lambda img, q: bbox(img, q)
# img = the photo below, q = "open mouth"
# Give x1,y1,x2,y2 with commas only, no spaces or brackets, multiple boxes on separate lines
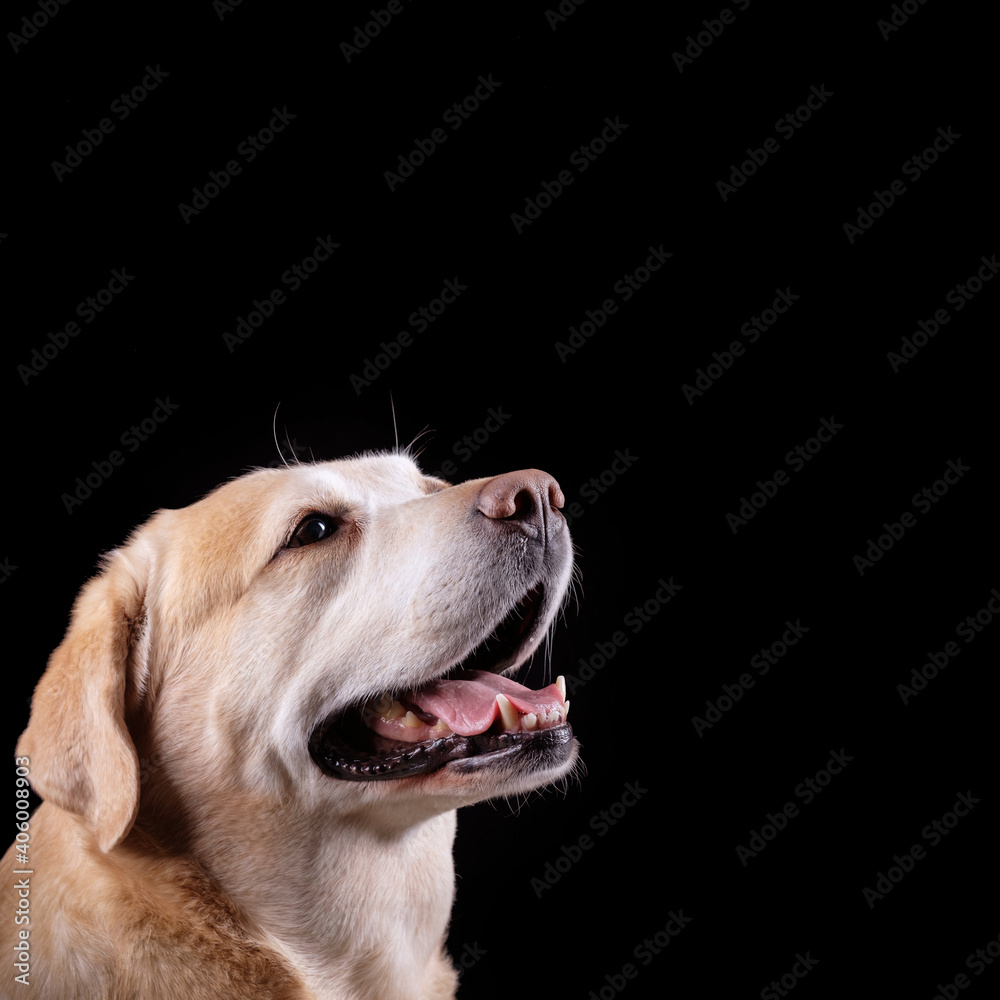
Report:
309,585,575,781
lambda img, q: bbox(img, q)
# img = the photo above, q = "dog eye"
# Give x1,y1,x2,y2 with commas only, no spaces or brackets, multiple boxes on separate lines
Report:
288,514,338,548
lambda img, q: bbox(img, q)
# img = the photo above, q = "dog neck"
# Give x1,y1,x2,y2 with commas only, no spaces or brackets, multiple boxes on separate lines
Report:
127,782,460,1000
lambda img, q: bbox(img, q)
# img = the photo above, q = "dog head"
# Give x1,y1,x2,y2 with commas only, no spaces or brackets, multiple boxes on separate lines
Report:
18,452,579,852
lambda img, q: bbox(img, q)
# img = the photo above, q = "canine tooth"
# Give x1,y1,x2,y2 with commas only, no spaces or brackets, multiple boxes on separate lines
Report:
373,693,392,715
564,700,570,719
496,693,518,731
385,701,406,720
402,711,422,728
556,675,567,702
432,720,451,733
523,713,537,730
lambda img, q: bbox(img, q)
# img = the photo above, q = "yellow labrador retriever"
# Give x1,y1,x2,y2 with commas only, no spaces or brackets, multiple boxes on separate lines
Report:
1,452,578,999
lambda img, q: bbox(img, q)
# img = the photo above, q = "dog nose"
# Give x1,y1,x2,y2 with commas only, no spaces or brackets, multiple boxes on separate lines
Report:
476,469,566,540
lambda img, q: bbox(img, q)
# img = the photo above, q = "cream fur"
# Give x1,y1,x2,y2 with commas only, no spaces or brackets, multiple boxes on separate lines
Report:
1,452,576,999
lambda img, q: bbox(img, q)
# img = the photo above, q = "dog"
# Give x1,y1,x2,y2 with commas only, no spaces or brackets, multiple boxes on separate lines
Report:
1,451,579,999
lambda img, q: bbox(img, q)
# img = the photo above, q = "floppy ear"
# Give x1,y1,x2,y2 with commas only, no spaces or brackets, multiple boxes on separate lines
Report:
17,543,148,853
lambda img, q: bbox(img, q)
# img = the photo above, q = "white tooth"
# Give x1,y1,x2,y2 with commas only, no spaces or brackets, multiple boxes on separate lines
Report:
556,675,567,702
496,693,518,731
385,700,406,721
523,713,537,730
374,693,392,716
402,711,422,728
564,700,570,720
432,719,451,733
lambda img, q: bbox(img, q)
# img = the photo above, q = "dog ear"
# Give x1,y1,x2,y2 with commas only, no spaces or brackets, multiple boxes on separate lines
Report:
17,543,148,853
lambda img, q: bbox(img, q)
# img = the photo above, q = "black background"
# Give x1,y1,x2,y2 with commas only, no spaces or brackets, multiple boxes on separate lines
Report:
3,1,997,997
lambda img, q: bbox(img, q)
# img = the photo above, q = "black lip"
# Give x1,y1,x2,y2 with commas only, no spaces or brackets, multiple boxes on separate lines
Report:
457,583,545,674
309,583,555,781
309,717,574,781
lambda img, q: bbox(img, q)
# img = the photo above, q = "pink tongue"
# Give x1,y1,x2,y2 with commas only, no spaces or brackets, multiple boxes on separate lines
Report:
409,670,564,736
